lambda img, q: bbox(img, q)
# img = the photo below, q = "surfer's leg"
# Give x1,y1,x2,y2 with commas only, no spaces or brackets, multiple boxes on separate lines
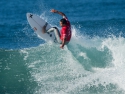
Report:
46,28,55,32
53,28,69,45
53,27,62,44
46,27,61,44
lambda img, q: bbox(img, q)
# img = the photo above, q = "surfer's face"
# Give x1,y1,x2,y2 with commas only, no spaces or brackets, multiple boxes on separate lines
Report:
60,21,63,27
60,21,66,27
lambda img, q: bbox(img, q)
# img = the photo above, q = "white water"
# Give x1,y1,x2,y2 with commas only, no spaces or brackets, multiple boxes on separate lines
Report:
20,27,125,94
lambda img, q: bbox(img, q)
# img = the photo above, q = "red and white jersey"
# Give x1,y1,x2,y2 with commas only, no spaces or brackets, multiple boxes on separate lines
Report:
60,16,71,41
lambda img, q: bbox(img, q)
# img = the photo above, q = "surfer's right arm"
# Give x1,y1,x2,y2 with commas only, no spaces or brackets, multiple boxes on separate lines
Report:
51,9,67,18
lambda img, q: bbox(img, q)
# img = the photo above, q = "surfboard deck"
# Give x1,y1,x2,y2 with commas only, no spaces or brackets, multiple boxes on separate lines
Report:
26,13,57,42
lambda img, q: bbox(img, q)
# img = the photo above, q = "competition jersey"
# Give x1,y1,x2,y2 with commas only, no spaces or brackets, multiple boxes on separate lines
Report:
60,16,71,41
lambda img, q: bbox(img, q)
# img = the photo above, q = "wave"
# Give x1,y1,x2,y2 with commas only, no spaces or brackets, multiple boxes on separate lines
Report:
1,24,125,94
19,27,125,93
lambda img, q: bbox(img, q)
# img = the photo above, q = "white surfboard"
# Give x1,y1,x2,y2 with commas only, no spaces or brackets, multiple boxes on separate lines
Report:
26,13,57,42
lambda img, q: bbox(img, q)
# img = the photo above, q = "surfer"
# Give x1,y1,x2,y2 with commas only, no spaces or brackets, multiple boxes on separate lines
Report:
42,9,72,49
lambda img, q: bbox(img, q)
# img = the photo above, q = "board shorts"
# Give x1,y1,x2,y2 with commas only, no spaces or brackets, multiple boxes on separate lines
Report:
47,27,69,45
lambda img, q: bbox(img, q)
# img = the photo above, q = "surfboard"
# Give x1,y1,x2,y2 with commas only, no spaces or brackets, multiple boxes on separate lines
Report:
26,13,57,42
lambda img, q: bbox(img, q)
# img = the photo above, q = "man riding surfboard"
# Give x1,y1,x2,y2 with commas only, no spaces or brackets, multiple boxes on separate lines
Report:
42,9,72,49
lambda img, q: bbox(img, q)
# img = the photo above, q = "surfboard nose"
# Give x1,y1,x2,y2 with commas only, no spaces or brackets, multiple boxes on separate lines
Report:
26,13,30,17
26,13,33,18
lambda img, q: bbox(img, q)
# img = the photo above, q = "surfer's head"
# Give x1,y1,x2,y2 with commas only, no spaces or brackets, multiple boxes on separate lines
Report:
60,18,67,27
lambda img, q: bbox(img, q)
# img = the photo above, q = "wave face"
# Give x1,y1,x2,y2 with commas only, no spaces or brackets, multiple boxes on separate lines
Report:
1,31,125,94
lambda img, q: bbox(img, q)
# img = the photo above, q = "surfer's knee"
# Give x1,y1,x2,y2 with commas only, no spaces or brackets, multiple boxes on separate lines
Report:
46,27,56,33
53,27,58,30
53,27,60,34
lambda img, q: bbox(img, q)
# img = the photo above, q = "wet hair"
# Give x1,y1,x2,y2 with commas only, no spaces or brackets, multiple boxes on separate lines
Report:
60,18,67,25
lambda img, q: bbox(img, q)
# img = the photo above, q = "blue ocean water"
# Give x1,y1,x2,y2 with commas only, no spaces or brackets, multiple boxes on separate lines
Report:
0,0,125,94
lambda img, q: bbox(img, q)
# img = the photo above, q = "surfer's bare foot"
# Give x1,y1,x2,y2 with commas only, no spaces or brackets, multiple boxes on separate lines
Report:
33,27,37,31
42,22,48,33
43,22,48,28
44,22,48,27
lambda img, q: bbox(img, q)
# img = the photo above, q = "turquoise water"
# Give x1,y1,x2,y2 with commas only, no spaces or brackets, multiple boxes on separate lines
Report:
0,0,125,94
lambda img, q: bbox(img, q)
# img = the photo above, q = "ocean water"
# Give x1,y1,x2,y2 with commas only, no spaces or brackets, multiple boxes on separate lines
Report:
0,0,125,94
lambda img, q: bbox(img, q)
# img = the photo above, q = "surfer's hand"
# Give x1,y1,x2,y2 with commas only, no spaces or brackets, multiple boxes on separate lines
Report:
60,45,64,49
51,9,57,13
